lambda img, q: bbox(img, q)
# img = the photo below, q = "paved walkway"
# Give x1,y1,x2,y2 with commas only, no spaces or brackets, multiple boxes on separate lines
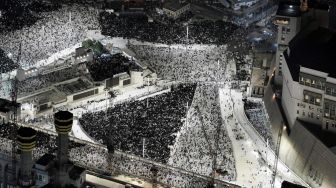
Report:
219,87,273,188
226,88,310,188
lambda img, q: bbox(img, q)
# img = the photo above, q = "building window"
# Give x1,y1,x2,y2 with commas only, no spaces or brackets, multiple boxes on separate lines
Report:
326,87,331,94
297,103,300,106
317,115,320,120
310,97,315,104
326,121,329,129
300,77,304,83
306,79,311,85
305,95,309,101
303,111,305,116
297,110,299,114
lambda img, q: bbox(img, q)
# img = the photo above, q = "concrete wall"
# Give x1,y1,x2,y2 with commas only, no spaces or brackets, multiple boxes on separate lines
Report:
264,81,336,188
280,121,336,188
130,70,143,86
281,55,298,128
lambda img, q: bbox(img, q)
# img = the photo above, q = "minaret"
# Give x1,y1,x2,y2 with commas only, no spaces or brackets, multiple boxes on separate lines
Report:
54,111,73,187
17,127,37,187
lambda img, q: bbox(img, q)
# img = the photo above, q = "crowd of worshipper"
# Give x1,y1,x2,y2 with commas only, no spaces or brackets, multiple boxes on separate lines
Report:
0,0,254,75
0,120,236,187
99,11,239,45
111,153,234,188
0,123,84,159
87,53,138,82
79,83,196,163
0,119,109,172
128,44,229,83
0,116,202,186
168,84,236,182
0,122,110,170
72,145,235,188
0,0,45,32
70,144,108,171
244,100,275,150
0,4,98,69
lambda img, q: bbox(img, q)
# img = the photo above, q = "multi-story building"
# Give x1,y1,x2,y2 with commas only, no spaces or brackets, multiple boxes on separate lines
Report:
281,25,336,132
190,0,260,10
74,47,93,64
191,0,278,27
163,0,190,19
273,0,330,84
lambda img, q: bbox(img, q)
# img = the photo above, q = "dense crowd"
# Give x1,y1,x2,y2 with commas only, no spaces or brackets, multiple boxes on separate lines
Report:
0,0,42,33
0,122,112,176
80,84,196,163
111,153,235,188
0,4,98,69
168,84,236,181
0,118,237,188
0,122,93,162
100,12,239,45
86,53,136,82
129,44,228,82
244,100,275,150
0,2,270,187
70,144,108,171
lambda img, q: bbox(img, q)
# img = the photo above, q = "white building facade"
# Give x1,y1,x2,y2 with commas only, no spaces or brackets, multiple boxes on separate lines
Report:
281,27,336,133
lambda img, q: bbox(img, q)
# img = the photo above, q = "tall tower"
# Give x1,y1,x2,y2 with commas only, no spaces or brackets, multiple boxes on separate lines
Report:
54,111,73,187
17,127,37,187
273,2,303,84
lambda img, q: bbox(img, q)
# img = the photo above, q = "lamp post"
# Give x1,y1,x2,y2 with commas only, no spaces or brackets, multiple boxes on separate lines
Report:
185,102,189,141
142,138,146,158
104,88,109,110
147,77,150,108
